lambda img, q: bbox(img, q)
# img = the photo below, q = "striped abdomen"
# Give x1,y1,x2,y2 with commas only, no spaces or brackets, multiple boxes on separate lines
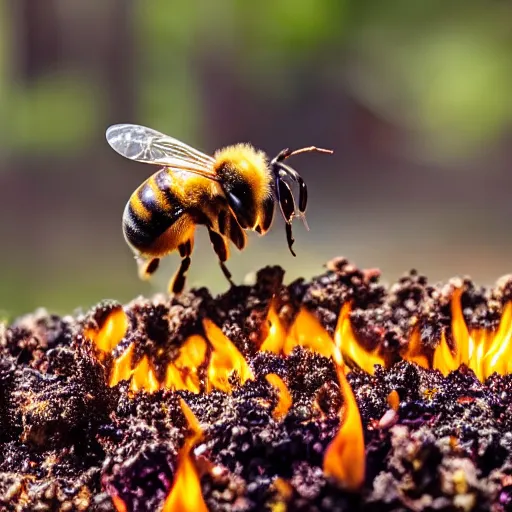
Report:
123,169,187,254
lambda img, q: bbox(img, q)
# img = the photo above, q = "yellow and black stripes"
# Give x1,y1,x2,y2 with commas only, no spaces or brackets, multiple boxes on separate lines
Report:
123,169,184,252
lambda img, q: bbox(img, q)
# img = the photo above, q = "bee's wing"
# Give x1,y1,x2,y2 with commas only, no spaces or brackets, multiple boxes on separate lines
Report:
106,124,218,180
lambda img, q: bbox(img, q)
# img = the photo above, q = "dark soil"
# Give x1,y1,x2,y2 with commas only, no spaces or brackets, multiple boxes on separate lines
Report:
1,258,512,511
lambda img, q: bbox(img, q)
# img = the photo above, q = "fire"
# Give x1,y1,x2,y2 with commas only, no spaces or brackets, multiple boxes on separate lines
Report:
432,332,458,377
92,283,512,402
284,309,336,359
111,495,128,512
162,398,207,512
401,326,430,370
265,374,292,421
270,477,293,512
203,318,254,393
334,303,385,375
84,306,128,355
109,343,135,387
387,389,400,412
260,303,287,354
260,304,335,358
430,288,512,381
450,288,469,365
323,352,365,491
478,302,512,380
130,356,160,393
164,335,207,393
108,344,161,393
103,313,254,394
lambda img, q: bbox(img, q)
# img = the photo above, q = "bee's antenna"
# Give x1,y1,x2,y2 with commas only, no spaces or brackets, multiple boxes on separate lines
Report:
282,146,333,159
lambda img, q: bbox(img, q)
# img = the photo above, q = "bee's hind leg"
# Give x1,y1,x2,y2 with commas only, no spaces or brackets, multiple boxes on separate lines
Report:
137,256,160,280
169,239,193,295
207,228,235,288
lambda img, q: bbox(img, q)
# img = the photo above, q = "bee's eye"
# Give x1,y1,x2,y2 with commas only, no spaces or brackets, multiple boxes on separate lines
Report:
227,191,251,228
227,192,243,214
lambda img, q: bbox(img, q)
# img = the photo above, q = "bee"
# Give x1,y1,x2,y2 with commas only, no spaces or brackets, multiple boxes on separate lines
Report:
106,124,332,294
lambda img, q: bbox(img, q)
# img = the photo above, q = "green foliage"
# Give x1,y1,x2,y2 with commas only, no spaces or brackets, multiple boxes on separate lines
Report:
2,73,100,156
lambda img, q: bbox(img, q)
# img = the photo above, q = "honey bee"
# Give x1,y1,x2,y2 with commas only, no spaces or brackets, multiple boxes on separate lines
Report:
106,124,332,294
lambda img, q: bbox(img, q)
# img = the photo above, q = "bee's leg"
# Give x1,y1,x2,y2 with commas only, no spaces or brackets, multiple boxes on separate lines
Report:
137,256,160,280
285,223,296,257
207,228,235,287
169,239,193,295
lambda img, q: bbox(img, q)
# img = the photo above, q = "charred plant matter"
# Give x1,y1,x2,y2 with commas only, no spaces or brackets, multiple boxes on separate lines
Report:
2,258,512,511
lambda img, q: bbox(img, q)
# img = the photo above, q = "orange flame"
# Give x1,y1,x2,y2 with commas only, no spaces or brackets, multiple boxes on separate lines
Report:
478,302,512,380
433,331,458,377
467,328,494,383
84,306,128,355
430,288,512,381
260,303,287,354
109,343,135,387
402,326,430,370
387,390,400,412
284,309,336,359
165,335,207,393
450,288,469,365
203,318,254,393
270,477,293,511
108,343,161,393
334,303,385,375
111,495,128,512
323,352,365,491
130,356,160,393
162,398,208,512
265,374,292,421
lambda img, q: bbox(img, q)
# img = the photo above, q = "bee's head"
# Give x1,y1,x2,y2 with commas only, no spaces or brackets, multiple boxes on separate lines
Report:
214,144,274,233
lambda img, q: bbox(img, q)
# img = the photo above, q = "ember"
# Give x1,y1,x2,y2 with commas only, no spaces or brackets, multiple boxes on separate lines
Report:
2,260,512,511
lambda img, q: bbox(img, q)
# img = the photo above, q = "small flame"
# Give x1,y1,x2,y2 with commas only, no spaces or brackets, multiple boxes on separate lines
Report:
450,288,469,365
479,302,512,379
433,331,458,377
270,477,293,512
203,318,254,393
109,343,161,393
265,374,292,421
84,306,128,355
260,303,287,354
387,389,400,412
111,495,128,512
323,352,365,490
162,398,208,512
109,343,135,387
165,335,207,393
432,288,469,377
130,355,160,393
402,326,430,370
284,309,336,359
334,303,385,375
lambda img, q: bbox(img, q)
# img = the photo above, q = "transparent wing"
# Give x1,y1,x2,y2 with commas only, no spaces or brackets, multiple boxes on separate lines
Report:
106,124,217,179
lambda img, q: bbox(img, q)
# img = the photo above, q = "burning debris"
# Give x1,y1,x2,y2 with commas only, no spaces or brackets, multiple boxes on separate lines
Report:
2,259,512,510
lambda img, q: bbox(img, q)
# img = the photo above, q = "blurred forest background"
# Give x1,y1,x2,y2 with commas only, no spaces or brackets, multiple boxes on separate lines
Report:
1,0,511,316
